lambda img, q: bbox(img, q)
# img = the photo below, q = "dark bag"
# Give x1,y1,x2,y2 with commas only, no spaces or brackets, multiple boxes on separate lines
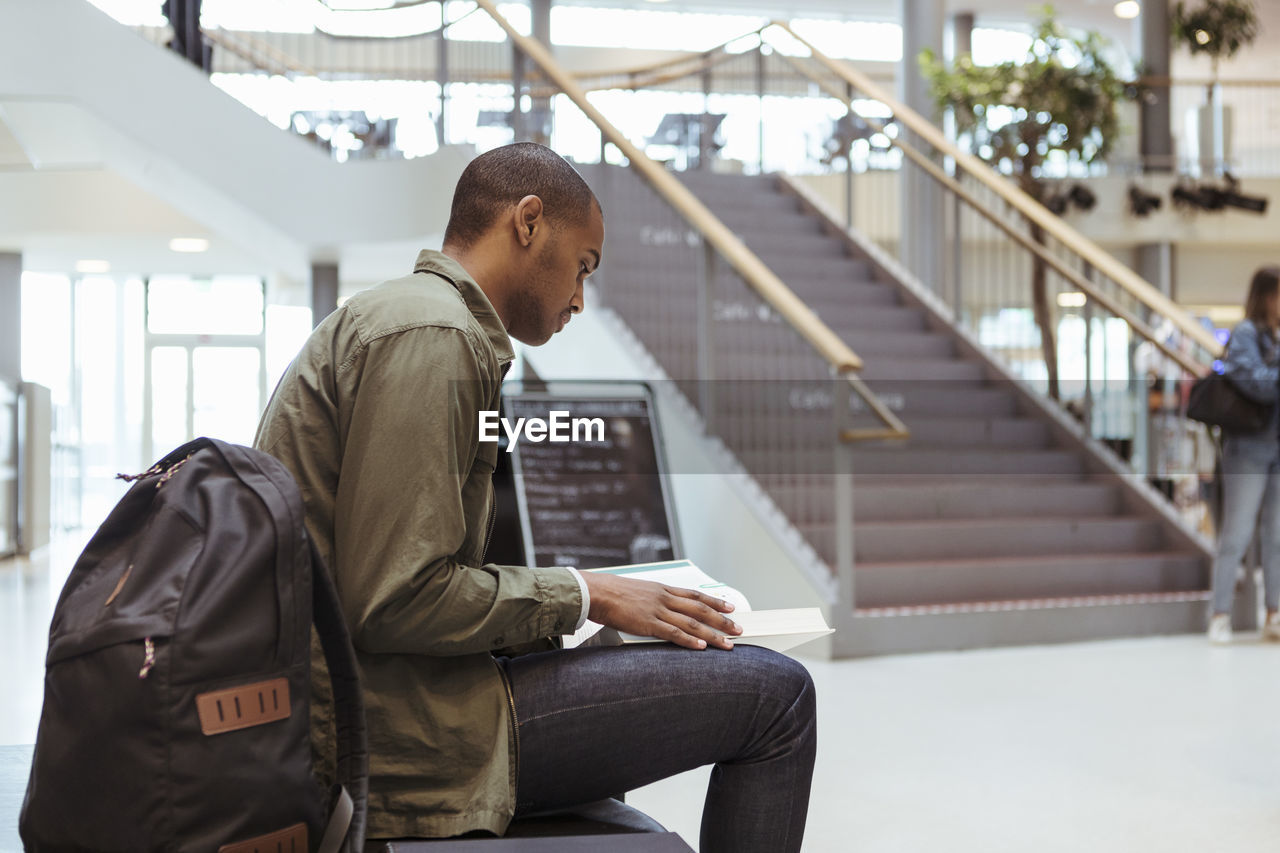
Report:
1186,372,1274,433
19,438,367,853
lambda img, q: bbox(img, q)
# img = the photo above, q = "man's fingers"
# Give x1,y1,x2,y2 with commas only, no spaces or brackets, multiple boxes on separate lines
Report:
665,586,736,612
662,588,742,635
660,621,708,650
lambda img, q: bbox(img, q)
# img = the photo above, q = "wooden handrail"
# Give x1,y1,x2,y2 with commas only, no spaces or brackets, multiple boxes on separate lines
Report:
1137,75,1280,88
473,0,863,377
767,20,1224,363
204,27,317,78
570,26,768,85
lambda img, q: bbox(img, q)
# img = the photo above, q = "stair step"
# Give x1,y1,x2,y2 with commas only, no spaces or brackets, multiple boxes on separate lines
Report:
803,516,1166,562
736,446,1082,477
854,590,1209,616
764,473,1100,521
704,382,1020,419
710,280,898,309
841,331,954,358
723,415,1050,453
857,383,1020,417
851,447,1081,476
831,594,1210,655
687,188,801,211
727,230,848,258
749,248,875,276
852,551,1207,607
713,355,984,383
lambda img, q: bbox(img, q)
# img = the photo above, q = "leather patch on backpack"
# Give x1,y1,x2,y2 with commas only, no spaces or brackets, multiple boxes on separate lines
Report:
197,677,291,735
218,821,307,853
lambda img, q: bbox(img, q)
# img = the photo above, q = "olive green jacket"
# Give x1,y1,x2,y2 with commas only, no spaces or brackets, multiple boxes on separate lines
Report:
254,250,583,839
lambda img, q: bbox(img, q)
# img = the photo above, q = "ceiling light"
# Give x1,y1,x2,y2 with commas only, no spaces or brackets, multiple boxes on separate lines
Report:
1057,292,1087,308
75,259,110,274
1113,1,1140,20
169,237,210,253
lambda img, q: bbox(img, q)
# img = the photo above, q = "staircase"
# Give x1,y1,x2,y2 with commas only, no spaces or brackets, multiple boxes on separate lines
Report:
582,164,1214,656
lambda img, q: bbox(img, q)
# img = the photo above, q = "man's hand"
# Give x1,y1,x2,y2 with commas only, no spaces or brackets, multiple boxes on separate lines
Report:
581,572,742,651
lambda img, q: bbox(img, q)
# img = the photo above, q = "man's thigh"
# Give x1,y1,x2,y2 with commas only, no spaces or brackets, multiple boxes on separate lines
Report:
501,643,811,815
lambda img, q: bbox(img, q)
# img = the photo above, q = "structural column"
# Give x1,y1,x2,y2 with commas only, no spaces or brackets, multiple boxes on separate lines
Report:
952,11,974,62
311,262,339,328
0,253,20,383
529,0,553,147
1140,1,1174,173
899,0,946,294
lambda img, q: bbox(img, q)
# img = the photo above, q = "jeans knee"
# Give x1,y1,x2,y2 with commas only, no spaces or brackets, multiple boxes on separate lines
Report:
737,646,816,727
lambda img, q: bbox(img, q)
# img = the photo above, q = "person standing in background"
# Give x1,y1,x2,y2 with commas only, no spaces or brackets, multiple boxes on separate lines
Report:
161,0,211,72
1208,265,1280,644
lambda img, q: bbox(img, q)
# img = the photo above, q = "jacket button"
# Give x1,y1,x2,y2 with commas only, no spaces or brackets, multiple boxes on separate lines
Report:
494,636,505,646
554,621,563,631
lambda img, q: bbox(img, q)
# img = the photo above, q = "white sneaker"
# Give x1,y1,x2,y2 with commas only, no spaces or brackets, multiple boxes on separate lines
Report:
1208,614,1232,645
1262,613,1280,643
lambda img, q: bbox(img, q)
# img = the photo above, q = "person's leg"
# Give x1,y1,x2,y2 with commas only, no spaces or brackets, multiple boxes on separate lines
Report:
1258,457,1280,616
501,643,816,853
1211,441,1270,616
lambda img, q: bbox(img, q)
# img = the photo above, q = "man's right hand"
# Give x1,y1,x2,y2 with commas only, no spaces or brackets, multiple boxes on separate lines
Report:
580,572,742,651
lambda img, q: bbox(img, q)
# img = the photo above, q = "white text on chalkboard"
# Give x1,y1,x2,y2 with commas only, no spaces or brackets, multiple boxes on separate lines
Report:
478,410,606,450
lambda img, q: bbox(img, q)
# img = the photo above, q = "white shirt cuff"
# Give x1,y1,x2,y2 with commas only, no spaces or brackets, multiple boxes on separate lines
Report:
564,567,591,631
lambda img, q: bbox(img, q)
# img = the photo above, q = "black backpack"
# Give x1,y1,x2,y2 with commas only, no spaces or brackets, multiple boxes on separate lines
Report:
20,438,368,852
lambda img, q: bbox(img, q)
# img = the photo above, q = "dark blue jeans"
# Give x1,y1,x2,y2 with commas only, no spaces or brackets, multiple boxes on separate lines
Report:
500,643,817,853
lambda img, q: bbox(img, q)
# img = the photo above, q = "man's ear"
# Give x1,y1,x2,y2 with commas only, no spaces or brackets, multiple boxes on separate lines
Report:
514,195,545,247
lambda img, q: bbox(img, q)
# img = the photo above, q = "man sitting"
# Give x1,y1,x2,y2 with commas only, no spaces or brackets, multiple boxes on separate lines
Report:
254,142,817,852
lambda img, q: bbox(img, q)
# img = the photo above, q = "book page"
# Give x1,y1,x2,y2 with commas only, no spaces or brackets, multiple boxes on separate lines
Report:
618,607,833,654
561,559,751,649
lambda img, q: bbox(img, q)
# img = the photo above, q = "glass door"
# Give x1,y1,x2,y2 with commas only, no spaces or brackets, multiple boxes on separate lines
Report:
143,276,267,462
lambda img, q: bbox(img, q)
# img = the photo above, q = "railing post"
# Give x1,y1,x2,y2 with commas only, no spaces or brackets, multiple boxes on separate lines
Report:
756,42,766,174
436,16,449,145
1083,291,1095,438
951,183,963,323
833,375,855,609
700,61,713,171
696,239,717,434
510,44,526,141
843,82,855,230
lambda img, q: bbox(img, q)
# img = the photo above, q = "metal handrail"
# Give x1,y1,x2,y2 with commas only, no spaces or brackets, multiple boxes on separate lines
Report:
767,19,1223,367
471,0,910,441
770,48,1207,378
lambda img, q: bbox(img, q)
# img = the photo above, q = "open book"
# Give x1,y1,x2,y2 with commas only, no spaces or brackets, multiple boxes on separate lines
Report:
562,559,833,654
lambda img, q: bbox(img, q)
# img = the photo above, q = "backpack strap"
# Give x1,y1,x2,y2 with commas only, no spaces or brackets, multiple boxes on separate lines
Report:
310,536,368,853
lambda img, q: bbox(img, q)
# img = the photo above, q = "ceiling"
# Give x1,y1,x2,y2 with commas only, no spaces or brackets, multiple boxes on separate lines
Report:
7,0,1278,285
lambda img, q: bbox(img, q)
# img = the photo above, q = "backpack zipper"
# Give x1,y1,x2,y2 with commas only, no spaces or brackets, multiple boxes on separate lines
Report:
138,637,156,679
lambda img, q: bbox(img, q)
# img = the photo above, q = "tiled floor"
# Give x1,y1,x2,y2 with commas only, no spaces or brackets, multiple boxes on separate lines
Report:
4,538,1279,852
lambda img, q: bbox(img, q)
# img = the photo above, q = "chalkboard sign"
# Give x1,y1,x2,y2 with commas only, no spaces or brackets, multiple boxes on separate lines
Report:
506,384,681,570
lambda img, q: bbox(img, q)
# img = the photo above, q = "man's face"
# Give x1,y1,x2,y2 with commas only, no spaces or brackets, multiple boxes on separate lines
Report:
508,202,604,346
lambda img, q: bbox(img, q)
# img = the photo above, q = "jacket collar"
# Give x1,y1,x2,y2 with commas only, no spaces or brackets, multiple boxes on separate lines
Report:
413,249,515,365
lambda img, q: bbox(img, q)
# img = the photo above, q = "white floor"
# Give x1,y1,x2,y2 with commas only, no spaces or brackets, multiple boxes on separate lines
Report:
4,537,1279,852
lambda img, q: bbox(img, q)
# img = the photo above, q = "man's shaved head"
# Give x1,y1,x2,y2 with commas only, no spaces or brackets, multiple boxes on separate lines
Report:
443,142,600,250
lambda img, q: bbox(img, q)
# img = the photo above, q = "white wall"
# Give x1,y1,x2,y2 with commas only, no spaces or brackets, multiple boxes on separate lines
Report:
0,0,472,282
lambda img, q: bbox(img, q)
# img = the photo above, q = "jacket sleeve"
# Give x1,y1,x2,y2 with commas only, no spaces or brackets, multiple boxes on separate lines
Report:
1224,321,1280,405
331,325,582,657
